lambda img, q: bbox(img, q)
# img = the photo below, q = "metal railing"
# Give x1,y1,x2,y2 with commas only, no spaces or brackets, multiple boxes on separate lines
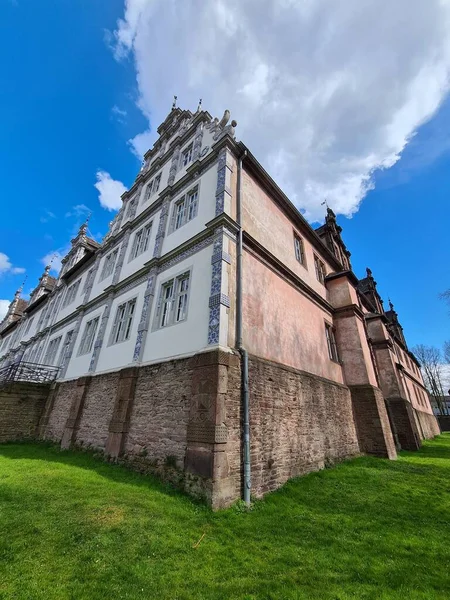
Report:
0,361,59,388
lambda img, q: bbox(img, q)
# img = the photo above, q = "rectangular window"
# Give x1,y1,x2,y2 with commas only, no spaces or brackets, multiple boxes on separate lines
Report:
78,316,100,356
182,144,193,167
100,249,118,281
314,255,326,284
83,268,94,294
143,173,161,203
294,234,305,265
175,275,189,323
125,198,136,219
110,298,137,345
325,322,339,362
62,280,81,309
130,222,152,261
172,187,199,231
157,272,191,329
24,317,34,336
43,336,62,365
187,189,198,221
175,198,186,230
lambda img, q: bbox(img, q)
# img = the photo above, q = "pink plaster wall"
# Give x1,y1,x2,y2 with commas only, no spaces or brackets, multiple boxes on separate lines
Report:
242,171,334,299
242,251,344,383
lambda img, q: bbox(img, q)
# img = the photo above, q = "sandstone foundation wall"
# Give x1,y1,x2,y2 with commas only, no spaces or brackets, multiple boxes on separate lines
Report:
0,382,49,442
416,409,440,439
245,356,360,498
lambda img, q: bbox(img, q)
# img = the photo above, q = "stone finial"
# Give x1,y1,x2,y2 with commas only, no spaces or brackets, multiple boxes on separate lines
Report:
197,98,202,112
172,95,178,110
366,267,373,278
219,109,230,128
388,298,394,312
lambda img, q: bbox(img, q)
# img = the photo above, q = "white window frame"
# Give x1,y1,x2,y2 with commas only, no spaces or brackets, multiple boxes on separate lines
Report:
325,322,339,363
100,249,118,282
129,222,152,261
43,336,62,365
83,268,94,294
154,270,191,330
78,316,100,356
143,173,161,203
62,280,81,309
24,317,34,336
181,144,193,167
170,186,199,232
109,298,137,345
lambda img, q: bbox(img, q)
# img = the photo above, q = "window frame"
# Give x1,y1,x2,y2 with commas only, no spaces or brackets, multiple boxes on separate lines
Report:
314,254,326,284
293,232,306,266
24,317,34,336
77,316,100,356
143,173,161,203
109,297,137,345
130,221,153,262
100,248,119,282
43,336,62,366
181,144,193,167
170,186,199,233
325,321,339,363
154,269,192,331
62,279,81,309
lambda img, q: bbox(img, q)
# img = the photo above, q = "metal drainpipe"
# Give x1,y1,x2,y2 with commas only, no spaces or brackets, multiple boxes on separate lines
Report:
236,150,251,506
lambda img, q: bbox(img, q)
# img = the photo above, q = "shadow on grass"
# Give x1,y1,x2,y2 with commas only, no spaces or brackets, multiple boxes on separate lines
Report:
0,440,205,509
1,433,449,512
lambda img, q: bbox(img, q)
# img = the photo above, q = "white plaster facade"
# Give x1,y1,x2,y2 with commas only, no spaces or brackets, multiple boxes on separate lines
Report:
0,106,236,381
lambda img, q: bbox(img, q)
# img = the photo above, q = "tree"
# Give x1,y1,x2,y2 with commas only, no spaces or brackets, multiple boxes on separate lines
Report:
444,341,450,365
411,344,447,415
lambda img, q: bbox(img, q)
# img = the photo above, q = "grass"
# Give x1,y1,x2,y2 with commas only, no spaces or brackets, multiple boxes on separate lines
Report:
1,438,450,600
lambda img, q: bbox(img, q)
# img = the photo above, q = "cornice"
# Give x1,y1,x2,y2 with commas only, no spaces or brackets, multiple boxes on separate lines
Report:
334,303,366,321
325,270,359,287
236,142,343,273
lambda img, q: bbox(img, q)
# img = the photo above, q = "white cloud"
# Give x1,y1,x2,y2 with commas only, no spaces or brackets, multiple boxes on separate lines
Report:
65,204,91,219
40,210,56,224
94,170,127,211
113,0,450,221
112,104,128,123
0,252,25,276
0,299,10,321
41,251,65,275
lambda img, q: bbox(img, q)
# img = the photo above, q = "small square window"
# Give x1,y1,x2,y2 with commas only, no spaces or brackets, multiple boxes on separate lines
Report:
325,322,339,363
294,234,305,265
182,144,193,167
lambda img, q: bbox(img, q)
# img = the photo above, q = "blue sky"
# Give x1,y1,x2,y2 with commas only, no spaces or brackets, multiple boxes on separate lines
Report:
0,0,449,351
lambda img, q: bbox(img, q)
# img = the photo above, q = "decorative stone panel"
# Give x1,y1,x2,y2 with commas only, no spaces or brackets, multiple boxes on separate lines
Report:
132,267,157,363
89,294,113,373
208,231,231,345
215,148,233,216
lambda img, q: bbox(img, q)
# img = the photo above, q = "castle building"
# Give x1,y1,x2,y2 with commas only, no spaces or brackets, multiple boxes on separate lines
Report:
0,104,439,508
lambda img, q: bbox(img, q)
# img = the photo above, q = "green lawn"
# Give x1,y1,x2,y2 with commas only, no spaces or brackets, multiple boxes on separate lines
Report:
1,437,450,600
